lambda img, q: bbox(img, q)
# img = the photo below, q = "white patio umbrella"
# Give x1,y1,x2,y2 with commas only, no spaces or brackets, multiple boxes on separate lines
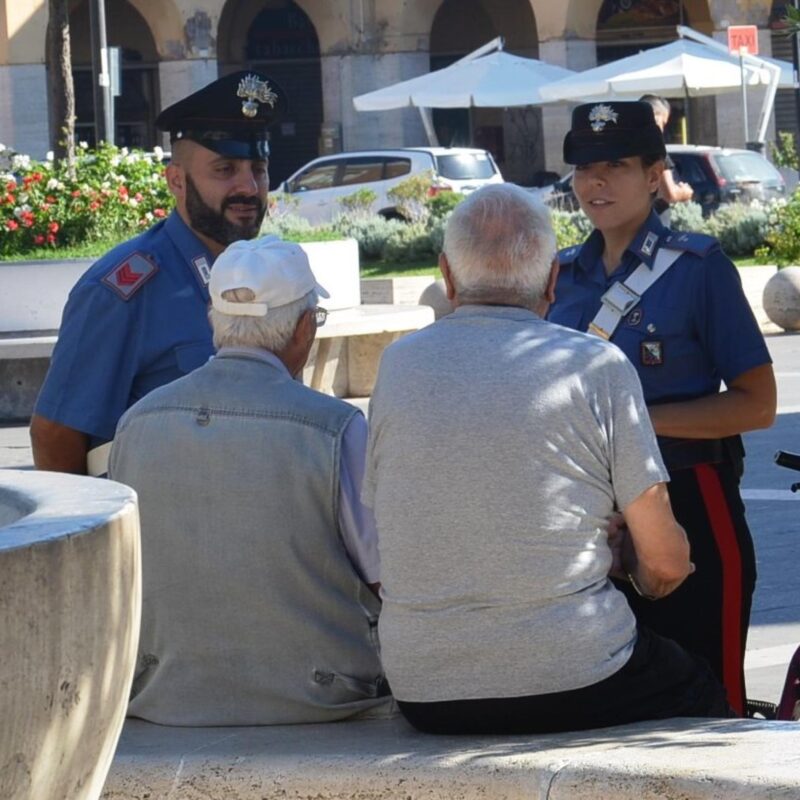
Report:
538,38,794,103
353,49,575,111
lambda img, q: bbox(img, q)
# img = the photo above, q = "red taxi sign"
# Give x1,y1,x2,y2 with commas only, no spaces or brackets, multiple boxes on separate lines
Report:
727,25,759,56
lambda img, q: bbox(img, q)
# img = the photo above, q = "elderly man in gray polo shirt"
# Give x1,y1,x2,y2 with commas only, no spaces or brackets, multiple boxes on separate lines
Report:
110,236,390,726
363,184,731,734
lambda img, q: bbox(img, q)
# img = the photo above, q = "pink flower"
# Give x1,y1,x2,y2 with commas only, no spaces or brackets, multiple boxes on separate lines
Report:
6,219,19,230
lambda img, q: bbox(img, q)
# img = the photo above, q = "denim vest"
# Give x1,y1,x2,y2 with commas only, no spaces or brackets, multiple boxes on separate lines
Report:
111,352,390,725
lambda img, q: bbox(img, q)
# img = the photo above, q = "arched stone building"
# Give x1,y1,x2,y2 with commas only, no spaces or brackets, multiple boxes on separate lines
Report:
0,0,792,185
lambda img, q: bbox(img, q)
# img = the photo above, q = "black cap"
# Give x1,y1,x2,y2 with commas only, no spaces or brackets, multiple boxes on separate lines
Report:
156,71,288,159
563,101,665,166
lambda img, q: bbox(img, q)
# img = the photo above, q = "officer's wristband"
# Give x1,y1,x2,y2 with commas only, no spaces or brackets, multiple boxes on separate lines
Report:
626,571,658,601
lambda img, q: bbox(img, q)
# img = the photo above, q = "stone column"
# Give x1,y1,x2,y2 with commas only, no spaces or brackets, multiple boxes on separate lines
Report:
156,59,218,147
537,39,597,175
322,51,430,151
0,64,49,158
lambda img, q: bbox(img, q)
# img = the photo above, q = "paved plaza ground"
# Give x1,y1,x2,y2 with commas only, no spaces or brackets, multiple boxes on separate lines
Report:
2,333,798,709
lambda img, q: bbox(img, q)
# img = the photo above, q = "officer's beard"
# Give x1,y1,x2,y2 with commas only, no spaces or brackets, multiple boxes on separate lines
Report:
184,174,266,246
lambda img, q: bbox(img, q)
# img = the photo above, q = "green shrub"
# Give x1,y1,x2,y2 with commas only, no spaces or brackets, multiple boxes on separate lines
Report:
0,141,172,257
387,171,433,223
704,202,769,258
668,200,706,233
551,209,592,249
380,221,435,262
338,188,377,216
332,213,403,260
260,212,341,242
426,190,464,219
758,194,800,265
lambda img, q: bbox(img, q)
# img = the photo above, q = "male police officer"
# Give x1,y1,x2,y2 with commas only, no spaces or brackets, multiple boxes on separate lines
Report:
30,71,286,475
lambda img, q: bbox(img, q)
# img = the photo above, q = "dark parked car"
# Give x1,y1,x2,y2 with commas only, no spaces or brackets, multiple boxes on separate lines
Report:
667,145,786,215
530,144,786,216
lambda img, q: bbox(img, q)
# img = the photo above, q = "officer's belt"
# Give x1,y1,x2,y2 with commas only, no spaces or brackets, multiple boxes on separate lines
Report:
587,246,682,340
87,441,112,478
657,435,744,473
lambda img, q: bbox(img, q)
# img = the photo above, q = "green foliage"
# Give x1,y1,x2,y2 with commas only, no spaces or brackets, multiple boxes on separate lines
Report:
784,4,800,35
338,188,378,216
704,202,770,258
770,131,799,171
551,208,593,249
0,141,172,257
260,212,342,242
758,193,800,265
426,190,464,219
668,200,706,232
380,221,436,262
387,170,434,223
332,214,404,260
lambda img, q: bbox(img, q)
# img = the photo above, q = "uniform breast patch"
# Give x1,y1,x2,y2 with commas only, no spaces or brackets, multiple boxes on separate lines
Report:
101,253,158,300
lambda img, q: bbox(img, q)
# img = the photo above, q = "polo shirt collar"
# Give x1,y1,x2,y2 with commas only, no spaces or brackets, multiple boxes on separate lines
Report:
164,210,215,295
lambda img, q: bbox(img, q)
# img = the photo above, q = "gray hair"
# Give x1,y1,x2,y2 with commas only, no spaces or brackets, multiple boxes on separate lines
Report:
443,183,557,307
210,289,317,352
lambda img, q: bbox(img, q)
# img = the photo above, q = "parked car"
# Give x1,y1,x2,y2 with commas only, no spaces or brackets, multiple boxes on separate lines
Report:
667,145,786,215
528,144,786,216
275,147,504,224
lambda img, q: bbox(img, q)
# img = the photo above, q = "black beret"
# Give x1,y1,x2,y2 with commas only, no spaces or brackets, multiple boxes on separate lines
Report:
156,71,288,160
563,101,666,166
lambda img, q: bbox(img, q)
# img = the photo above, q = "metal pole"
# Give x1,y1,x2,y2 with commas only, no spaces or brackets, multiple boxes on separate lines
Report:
793,0,800,162
740,50,749,144
88,0,113,144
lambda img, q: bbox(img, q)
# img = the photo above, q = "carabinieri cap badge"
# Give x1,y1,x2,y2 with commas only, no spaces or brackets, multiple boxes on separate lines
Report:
237,74,278,118
588,104,619,133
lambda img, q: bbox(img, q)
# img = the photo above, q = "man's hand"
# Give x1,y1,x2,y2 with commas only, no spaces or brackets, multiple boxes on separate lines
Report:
29,414,89,474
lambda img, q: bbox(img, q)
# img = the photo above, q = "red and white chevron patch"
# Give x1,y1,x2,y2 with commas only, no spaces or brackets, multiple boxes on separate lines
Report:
102,253,158,300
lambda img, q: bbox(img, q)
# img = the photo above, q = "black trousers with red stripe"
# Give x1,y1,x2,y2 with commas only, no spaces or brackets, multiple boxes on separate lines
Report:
616,460,757,716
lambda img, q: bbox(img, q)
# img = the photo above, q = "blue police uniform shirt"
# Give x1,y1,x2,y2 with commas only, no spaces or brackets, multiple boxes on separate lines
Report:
35,211,215,446
548,212,771,405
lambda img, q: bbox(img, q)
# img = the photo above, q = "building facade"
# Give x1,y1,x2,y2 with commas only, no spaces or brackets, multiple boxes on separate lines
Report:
0,0,793,187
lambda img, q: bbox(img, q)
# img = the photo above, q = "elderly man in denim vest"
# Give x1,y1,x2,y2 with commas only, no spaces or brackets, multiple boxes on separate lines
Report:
109,236,390,725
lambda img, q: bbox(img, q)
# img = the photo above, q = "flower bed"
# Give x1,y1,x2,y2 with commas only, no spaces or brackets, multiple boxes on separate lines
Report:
0,142,172,258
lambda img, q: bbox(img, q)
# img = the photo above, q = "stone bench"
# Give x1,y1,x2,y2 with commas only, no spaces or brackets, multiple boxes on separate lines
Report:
0,469,140,800
0,240,434,420
102,716,800,799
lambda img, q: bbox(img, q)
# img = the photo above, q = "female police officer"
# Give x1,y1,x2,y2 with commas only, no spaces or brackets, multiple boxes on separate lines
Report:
548,101,776,716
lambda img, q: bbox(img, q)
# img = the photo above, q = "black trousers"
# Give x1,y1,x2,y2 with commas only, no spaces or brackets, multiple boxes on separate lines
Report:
616,461,757,716
397,625,732,736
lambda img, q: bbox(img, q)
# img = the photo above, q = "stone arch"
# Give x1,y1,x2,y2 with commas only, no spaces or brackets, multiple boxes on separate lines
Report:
218,0,323,186
126,0,185,60
67,0,161,148
429,0,541,184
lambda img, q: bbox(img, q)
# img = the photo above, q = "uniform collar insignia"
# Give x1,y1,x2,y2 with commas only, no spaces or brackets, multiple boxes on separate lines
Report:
589,104,619,133
237,74,278,118
640,231,659,258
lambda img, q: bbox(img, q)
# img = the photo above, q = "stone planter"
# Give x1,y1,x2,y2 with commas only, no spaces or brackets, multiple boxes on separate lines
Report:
0,471,141,800
763,266,800,332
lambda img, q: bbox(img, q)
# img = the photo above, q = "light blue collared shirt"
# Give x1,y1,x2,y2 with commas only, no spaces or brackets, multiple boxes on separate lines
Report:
217,346,380,584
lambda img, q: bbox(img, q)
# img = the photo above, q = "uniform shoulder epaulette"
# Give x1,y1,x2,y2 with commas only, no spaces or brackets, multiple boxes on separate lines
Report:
663,230,718,257
558,245,581,266
100,251,159,301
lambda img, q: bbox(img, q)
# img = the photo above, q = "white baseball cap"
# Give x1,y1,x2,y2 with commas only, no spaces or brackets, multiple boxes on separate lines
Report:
209,235,329,317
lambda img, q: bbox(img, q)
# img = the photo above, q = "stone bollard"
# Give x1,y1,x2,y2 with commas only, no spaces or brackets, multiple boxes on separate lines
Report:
0,471,141,800
763,266,800,332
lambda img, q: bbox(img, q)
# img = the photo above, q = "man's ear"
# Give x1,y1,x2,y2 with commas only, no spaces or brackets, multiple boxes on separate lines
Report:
544,256,559,305
439,252,457,301
165,163,185,198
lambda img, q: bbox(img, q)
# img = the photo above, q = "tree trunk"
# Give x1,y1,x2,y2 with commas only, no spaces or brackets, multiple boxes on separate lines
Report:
46,0,75,168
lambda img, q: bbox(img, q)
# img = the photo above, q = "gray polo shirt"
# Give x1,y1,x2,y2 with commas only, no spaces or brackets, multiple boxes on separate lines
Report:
363,305,668,702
